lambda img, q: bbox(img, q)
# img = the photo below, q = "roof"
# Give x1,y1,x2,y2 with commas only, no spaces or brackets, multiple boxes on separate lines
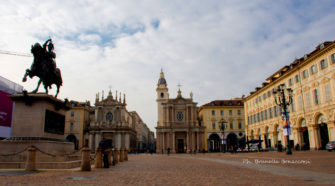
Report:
201,100,244,107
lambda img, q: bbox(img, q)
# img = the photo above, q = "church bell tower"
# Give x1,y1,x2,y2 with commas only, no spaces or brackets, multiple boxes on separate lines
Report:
156,69,169,127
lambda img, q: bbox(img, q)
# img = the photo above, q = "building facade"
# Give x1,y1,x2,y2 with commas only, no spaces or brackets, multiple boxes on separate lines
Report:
65,100,91,149
131,111,153,152
245,41,335,150
88,90,137,152
155,71,205,153
199,99,245,152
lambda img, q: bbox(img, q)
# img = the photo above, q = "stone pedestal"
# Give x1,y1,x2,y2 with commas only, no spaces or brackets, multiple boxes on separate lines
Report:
124,149,128,161
0,93,80,169
119,149,124,162
114,150,119,164
9,93,70,140
95,148,102,168
25,147,36,171
81,148,91,171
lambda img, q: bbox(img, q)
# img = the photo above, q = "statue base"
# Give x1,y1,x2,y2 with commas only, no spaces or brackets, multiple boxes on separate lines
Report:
0,93,81,169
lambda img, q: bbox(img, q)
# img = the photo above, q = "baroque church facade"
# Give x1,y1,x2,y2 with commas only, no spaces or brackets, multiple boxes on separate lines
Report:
88,90,137,152
156,71,205,153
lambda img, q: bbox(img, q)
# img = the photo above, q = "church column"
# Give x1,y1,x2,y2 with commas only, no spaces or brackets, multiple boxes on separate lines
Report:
197,132,200,151
162,132,165,152
192,132,195,149
89,133,94,152
186,132,189,151
156,132,160,153
95,133,101,150
190,107,194,126
125,133,130,150
117,133,122,149
172,132,176,153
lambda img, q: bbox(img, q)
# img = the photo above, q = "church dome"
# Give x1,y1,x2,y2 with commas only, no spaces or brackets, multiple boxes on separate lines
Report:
158,77,166,85
158,70,167,85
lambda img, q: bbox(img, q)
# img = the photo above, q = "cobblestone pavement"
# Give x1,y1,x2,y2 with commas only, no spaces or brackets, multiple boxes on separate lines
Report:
0,151,334,186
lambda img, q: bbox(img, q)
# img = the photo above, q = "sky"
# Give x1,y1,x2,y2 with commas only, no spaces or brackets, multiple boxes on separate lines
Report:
1,0,335,133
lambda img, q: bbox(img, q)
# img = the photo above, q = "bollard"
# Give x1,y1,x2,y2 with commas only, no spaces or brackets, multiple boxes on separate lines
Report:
94,148,103,168
119,148,124,162
25,147,37,171
114,149,119,164
124,149,128,161
81,148,91,171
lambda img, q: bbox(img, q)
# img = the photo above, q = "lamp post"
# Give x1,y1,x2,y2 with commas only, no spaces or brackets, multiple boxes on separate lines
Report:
273,83,293,155
219,119,228,153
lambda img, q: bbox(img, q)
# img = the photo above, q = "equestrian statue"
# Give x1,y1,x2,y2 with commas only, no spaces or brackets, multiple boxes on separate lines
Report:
22,38,62,98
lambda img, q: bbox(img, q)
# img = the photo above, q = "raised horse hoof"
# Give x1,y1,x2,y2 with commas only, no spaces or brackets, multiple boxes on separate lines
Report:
22,77,27,82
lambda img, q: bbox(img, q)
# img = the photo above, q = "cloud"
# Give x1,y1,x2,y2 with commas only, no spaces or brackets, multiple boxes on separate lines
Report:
1,0,335,133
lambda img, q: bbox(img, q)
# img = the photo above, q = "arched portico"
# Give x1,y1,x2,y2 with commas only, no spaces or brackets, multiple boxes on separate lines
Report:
66,134,78,150
208,133,221,152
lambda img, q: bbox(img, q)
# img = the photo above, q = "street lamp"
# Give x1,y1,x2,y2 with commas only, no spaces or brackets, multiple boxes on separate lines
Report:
273,83,293,155
219,119,228,153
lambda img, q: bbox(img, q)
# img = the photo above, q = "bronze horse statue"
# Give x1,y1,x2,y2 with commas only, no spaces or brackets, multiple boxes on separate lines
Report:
22,39,62,98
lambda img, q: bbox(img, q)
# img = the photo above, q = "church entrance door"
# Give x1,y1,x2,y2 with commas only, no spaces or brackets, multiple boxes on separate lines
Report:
177,139,184,153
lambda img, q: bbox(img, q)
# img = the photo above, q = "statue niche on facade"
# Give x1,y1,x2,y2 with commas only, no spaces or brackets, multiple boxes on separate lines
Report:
22,38,63,98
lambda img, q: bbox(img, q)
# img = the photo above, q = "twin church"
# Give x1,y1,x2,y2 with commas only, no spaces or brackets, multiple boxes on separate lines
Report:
155,71,205,153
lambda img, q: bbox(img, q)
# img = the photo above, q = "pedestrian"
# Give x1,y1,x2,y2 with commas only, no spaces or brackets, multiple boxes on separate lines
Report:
98,138,109,168
167,147,170,156
223,140,227,153
189,148,192,155
193,148,196,155
162,149,164,154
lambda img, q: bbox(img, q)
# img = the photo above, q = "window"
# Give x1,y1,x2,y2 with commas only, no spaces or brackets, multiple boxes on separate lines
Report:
212,122,215,129
324,84,332,101
320,59,328,69
237,110,241,115
269,108,272,118
220,110,224,116
229,110,232,116
264,110,268,120
295,74,300,83
288,78,293,86
230,122,233,129
176,112,184,121
238,122,242,129
263,93,266,100
253,114,256,123
313,89,320,105
291,98,295,112
302,70,309,79
257,113,260,122
71,111,74,117
298,95,303,111
211,110,215,116
160,92,164,98
331,53,335,64
311,64,318,74
274,106,278,117
70,123,73,131
261,111,264,121
267,91,271,97
305,92,311,107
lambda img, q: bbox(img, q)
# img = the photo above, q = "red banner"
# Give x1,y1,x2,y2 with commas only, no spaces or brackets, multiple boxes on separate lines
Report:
0,90,13,127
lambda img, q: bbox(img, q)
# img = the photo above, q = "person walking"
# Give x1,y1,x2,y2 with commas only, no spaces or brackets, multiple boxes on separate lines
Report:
98,138,109,168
